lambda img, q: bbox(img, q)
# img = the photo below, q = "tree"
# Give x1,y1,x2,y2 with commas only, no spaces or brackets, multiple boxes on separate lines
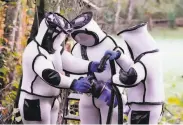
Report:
114,0,122,31
3,0,22,50
126,0,135,23
27,0,45,44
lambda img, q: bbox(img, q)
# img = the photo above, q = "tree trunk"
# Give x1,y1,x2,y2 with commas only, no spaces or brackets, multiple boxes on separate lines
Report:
14,1,23,52
27,0,62,44
114,0,121,32
27,0,45,44
44,0,61,13
3,0,21,50
126,0,135,24
148,15,153,31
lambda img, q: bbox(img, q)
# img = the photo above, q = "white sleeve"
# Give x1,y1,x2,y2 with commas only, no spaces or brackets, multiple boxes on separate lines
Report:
114,39,134,72
131,62,146,84
34,56,75,88
116,54,134,72
62,50,92,74
112,61,145,87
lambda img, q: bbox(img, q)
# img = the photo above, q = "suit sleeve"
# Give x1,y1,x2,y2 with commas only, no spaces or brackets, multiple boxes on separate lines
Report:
62,50,92,74
112,49,146,87
33,55,75,88
113,60,145,87
114,47,134,72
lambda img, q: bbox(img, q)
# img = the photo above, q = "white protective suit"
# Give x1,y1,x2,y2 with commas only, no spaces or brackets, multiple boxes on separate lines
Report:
18,12,94,124
70,12,129,124
113,23,165,124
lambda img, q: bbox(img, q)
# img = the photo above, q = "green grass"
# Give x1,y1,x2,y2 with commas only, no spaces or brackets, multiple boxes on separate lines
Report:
164,72,183,99
150,27,183,99
158,39,183,99
150,27,183,40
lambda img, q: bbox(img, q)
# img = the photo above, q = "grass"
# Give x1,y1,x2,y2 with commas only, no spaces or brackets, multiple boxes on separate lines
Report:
150,27,183,40
164,72,183,98
149,27,183,99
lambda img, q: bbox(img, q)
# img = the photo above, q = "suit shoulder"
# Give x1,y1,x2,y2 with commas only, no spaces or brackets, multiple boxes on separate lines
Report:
71,43,81,55
22,42,39,62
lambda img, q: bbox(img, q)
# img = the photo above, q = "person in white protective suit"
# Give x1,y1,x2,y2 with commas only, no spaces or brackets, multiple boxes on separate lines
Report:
69,11,130,124
18,12,108,124
112,23,165,124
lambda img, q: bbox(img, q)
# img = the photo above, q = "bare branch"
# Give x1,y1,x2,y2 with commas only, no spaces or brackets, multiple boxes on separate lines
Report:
0,82,12,94
9,0,22,50
126,0,135,23
81,0,102,11
114,0,122,31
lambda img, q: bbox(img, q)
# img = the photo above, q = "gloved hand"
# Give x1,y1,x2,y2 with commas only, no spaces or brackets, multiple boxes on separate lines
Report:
96,80,118,107
104,50,121,60
71,76,92,93
89,61,106,73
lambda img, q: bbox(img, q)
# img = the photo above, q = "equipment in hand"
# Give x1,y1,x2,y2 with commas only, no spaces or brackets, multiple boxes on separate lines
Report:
90,61,107,73
90,52,124,124
70,76,92,93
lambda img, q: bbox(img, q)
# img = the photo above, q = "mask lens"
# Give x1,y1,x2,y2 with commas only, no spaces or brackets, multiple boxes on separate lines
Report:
73,32,95,46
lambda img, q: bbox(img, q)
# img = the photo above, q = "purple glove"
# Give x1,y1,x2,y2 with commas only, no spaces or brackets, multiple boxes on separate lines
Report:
98,81,118,107
104,50,121,60
71,76,92,93
89,61,107,73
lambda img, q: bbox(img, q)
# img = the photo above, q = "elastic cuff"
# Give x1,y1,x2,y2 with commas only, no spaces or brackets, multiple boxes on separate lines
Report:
70,79,77,90
115,51,122,60
113,47,124,60
88,61,93,73
78,77,84,80
113,46,124,53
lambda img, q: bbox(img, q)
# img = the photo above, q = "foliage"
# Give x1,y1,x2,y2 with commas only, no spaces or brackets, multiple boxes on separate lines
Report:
0,0,33,123
0,40,21,123
150,27,183,39
161,93,183,124
0,0,183,124
133,0,181,19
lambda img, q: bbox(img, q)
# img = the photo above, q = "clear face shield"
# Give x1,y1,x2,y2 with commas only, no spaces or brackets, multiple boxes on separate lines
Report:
70,12,100,47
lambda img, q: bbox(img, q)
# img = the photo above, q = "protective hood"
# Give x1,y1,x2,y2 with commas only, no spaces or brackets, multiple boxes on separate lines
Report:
117,23,158,59
35,12,72,54
70,11,107,47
